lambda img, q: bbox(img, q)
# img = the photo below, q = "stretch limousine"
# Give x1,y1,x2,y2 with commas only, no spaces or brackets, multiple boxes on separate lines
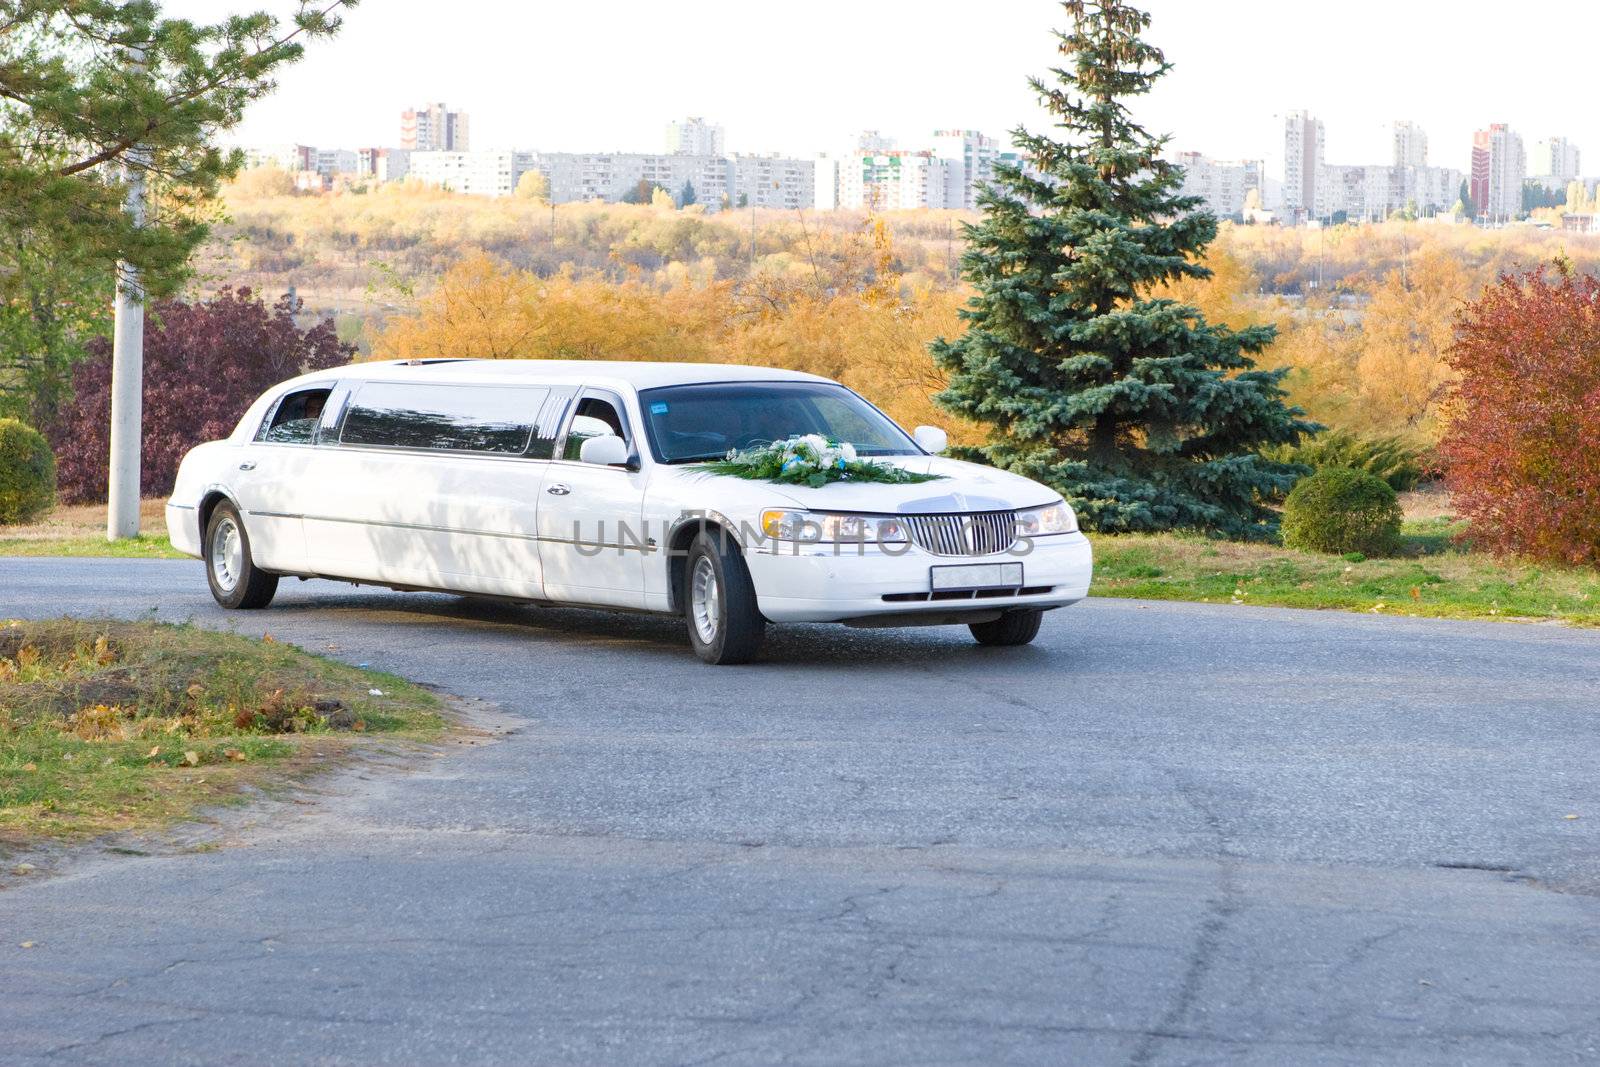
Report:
167,360,1094,663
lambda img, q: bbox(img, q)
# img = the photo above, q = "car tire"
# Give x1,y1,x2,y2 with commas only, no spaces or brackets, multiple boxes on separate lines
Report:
684,530,765,665
204,501,278,610
969,608,1043,647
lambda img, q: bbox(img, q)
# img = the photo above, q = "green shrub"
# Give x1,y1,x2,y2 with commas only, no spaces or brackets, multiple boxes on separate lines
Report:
0,418,56,525
1265,430,1425,492
1281,467,1403,557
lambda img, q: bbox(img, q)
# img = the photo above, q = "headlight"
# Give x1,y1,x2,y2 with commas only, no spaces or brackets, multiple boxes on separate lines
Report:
1015,500,1077,536
760,509,909,544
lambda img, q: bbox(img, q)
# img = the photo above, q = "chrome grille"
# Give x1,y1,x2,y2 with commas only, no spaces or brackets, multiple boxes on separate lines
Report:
904,511,1018,557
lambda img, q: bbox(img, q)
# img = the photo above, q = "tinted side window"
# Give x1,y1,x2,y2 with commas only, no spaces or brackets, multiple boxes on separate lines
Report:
257,387,332,445
561,397,626,461
340,383,549,455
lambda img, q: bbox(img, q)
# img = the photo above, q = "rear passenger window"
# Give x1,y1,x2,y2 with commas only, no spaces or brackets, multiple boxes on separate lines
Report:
340,383,549,455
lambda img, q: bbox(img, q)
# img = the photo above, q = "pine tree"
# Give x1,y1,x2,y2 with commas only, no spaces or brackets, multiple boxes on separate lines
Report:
932,0,1315,538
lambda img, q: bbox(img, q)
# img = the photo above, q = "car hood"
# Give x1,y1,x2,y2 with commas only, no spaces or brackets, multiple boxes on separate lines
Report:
669,455,1061,515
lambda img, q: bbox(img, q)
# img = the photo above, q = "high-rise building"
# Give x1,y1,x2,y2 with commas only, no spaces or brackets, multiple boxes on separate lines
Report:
1532,136,1582,180
401,103,469,152
1283,111,1325,222
1393,121,1428,168
1470,124,1526,223
930,130,1000,210
665,117,724,157
1174,152,1262,219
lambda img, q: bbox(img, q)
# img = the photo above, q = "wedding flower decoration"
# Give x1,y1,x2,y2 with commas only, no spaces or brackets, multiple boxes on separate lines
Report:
696,434,944,488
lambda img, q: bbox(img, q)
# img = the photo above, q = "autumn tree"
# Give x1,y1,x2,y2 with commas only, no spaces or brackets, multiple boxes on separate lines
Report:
1439,264,1600,565
51,289,352,502
931,0,1313,537
514,170,550,202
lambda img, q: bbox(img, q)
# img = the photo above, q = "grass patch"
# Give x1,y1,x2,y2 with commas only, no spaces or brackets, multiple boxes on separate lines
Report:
0,498,185,558
0,534,183,558
1,619,445,843
1091,521,1600,626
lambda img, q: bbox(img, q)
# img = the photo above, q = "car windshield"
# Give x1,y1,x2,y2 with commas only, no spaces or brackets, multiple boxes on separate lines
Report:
638,381,921,464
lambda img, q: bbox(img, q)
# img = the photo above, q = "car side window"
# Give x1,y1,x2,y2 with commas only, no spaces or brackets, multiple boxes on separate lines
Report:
258,387,333,445
560,396,628,462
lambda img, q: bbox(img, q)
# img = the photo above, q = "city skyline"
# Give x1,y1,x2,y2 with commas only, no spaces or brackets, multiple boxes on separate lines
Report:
165,0,1597,182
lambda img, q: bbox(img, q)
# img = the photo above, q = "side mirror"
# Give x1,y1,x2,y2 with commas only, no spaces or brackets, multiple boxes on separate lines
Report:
913,425,948,454
578,433,629,467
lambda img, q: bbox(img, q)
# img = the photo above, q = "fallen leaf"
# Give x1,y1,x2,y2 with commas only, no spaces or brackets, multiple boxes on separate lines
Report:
352,719,366,732
224,749,247,762
181,751,201,767
21,762,37,772
1565,814,1580,820
1410,586,1421,600
261,633,275,644
12,863,36,875
146,746,160,758
19,942,36,949
186,683,205,698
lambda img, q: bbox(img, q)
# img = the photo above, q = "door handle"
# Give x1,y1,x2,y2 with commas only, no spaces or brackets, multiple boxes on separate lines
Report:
546,483,571,496
238,461,257,471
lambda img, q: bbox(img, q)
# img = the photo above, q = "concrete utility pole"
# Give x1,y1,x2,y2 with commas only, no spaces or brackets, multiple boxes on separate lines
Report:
107,46,147,541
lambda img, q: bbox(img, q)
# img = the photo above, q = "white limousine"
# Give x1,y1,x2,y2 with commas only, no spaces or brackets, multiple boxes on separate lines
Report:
167,360,1093,663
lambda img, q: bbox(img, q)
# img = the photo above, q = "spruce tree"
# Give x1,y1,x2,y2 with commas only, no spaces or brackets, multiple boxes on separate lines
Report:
931,0,1315,539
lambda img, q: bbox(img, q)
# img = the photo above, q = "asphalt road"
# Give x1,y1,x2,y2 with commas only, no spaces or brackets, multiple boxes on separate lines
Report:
3,557,1600,1066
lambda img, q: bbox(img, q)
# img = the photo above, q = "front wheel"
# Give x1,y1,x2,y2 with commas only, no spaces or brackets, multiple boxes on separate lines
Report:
684,532,765,665
969,609,1043,647
205,501,278,609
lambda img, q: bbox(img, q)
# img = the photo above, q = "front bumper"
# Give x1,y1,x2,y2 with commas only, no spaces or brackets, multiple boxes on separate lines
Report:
744,532,1093,624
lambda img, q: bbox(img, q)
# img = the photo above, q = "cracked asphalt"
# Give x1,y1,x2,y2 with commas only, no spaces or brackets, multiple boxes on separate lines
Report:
3,557,1600,1065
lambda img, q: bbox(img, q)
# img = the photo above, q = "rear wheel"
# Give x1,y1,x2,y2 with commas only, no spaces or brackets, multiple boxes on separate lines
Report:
969,609,1043,647
205,501,278,610
684,532,765,665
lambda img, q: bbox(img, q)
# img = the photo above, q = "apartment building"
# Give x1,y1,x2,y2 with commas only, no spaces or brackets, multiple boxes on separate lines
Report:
357,148,411,183
1283,111,1325,222
665,117,725,157
1532,136,1582,181
1470,124,1526,223
407,150,535,197
730,155,816,210
1175,152,1263,218
930,130,999,210
401,103,470,152
837,151,953,210
534,153,732,206
1393,120,1428,168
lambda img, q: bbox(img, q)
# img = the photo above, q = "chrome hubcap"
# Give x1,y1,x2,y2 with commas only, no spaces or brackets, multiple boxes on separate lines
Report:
210,517,243,593
690,555,720,645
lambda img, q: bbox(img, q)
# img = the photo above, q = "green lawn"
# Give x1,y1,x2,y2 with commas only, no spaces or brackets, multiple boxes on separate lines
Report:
1091,518,1600,627
1,619,447,843
0,533,185,558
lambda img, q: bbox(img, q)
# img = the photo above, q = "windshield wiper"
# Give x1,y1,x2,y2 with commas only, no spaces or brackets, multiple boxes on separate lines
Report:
667,452,730,464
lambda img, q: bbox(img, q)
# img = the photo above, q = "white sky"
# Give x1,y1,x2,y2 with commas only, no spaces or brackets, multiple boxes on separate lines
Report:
172,0,1594,178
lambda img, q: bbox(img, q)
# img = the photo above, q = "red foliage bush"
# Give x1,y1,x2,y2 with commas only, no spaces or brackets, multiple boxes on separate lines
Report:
51,289,353,503
1439,265,1600,565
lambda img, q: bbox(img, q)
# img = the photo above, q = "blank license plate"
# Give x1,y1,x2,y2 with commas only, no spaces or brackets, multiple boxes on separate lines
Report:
930,562,1023,591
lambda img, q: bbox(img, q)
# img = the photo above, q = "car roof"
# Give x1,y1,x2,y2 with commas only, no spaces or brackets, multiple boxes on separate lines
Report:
289,359,835,393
